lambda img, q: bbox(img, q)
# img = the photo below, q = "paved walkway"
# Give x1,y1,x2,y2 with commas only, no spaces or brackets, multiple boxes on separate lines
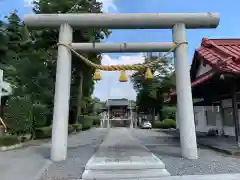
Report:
82,128,170,179
3,128,240,180
0,128,108,180
133,128,240,177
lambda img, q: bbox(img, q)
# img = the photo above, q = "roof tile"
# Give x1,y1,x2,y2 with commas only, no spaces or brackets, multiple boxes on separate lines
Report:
198,38,240,73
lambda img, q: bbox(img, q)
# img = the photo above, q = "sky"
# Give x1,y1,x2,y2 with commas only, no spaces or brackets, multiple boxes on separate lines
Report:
1,0,240,101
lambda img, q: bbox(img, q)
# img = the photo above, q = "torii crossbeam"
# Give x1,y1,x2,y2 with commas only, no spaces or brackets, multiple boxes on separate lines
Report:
24,13,220,162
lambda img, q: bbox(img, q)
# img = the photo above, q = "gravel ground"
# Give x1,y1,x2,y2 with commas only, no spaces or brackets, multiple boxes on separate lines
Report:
39,128,108,180
132,129,240,176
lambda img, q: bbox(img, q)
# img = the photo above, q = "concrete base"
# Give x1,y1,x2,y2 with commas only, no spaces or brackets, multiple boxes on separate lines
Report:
82,169,170,180
79,173,240,180
82,128,170,179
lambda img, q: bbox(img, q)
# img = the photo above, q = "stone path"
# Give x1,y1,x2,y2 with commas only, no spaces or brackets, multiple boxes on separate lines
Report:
3,128,240,180
102,173,240,180
0,128,108,180
132,129,240,176
82,128,170,179
39,128,108,179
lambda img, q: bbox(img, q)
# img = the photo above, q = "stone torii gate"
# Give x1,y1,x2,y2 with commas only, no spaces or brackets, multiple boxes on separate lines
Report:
24,13,220,162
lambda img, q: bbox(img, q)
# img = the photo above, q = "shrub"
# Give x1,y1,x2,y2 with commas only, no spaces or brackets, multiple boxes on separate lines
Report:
93,124,100,128
5,96,33,135
0,135,20,146
163,119,176,128
5,96,48,136
72,124,82,131
79,115,99,130
68,125,75,134
152,121,162,128
82,124,91,131
35,126,52,139
35,124,79,139
32,103,47,128
152,119,176,129
161,106,176,120
93,118,100,126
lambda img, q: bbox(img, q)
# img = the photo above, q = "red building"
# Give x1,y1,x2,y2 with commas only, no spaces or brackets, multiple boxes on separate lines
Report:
166,38,240,141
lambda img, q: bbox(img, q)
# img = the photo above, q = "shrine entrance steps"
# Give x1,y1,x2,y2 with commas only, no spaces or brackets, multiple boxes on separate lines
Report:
82,128,170,179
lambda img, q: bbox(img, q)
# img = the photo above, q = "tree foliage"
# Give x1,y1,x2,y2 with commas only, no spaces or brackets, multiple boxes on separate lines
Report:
131,54,175,118
1,0,111,134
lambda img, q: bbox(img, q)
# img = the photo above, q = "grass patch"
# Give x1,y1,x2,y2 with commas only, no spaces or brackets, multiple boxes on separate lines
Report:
0,135,20,146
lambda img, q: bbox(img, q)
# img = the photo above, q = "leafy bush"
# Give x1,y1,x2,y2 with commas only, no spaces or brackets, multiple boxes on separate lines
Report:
5,96,48,136
35,126,52,139
0,135,20,146
72,124,82,131
161,106,176,120
5,96,34,135
93,124,100,128
153,119,176,129
93,118,100,126
79,115,99,130
35,124,79,139
153,121,164,128
163,119,176,128
32,103,47,128
68,125,75,134
82,124,91,130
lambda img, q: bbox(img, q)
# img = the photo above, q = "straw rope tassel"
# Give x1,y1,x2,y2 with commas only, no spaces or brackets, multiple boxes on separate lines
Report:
145,67,153,80
119,70,128,82
93,69,101,81
56,42,187,81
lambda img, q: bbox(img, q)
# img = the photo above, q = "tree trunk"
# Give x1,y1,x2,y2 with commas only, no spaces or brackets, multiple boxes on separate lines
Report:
75,72,83,123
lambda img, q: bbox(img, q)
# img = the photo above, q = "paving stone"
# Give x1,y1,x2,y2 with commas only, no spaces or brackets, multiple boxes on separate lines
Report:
39,128,108,180
78,173,240,180
82,128,170,179
132,129,240,176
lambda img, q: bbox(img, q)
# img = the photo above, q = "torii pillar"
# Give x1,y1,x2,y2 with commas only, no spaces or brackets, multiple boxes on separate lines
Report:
24,13,220,161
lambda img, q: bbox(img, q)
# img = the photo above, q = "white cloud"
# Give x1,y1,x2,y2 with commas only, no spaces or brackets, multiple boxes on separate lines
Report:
23,0,33,7
93,54,145,101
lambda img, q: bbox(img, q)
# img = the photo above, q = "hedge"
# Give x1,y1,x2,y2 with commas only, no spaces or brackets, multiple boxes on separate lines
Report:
35,126,52,139
72,124,82,131
163,119,176,128
79,115,100,130
0,135,20,146
35,124,83,139
5,97,48,135
153,119,176,129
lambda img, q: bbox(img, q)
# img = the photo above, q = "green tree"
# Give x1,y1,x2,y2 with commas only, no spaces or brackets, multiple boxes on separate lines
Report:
31,0,111,123
0,1,111,134
131,54,174,120
1,12,52,134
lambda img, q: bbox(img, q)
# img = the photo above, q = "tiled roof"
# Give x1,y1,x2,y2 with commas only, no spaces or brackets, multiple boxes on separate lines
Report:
165,38,240,103
106,99,129,106
197,38,240,73
164,70,214,101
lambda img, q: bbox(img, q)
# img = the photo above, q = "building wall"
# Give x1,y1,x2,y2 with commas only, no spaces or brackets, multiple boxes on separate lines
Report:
191,98,240,137
196,61,212,77
176,100,239,137
182,62,237,136
194,106,224,134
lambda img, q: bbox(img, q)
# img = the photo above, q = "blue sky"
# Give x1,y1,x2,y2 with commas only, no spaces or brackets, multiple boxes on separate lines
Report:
1,0,240,100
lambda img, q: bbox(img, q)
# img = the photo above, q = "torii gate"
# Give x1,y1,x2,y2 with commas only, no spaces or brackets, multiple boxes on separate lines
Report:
24,13,220,162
